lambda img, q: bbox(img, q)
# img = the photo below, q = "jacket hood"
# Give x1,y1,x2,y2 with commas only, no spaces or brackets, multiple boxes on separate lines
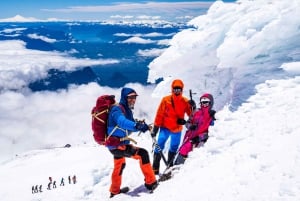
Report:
171,79,184,98
120,87,138,107
200,93,214,108
171,79,184,89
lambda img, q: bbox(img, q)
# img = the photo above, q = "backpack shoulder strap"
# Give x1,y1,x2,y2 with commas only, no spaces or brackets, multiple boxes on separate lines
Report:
106,104,138,144
118,104,126,115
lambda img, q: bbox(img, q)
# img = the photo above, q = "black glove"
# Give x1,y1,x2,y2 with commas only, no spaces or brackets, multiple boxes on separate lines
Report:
177,118,186,125
209,109,216,120
200,133,209,143
151,126,159,137
189,124,197,130
135,122,149,133
190,136,200,144
188,99,196,110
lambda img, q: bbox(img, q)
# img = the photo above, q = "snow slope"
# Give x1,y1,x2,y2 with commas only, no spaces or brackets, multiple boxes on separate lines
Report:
0,76,299,201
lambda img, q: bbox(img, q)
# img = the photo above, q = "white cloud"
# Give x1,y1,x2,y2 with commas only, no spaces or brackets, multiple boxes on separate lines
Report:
110,15,134,19
27,33,57,43
136,15,161,20
42,2,213,13
0,27,27,34
114,32,171,38
119,36,155,44
280,62,300,74
0,40,119,91
137,48,166,57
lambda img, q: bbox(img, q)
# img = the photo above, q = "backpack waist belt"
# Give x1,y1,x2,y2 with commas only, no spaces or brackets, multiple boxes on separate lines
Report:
108,126,137,144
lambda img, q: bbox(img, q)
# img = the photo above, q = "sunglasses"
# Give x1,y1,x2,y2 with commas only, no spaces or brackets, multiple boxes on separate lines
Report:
127,95,137,100
173,88,182,93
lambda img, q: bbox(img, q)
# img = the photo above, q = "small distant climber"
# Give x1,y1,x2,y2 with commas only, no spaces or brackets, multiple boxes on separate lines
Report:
72,175,77,184
60,177,65,186
34,185,39,193
47,182,51,190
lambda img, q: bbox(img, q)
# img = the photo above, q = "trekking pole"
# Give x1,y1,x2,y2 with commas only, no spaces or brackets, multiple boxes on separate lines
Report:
151,136,168,166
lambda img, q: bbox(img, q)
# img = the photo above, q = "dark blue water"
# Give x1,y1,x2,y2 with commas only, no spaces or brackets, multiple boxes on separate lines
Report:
0,22,189,90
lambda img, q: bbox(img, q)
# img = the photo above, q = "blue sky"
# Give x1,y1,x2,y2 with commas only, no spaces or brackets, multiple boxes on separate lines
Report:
0,0,236,21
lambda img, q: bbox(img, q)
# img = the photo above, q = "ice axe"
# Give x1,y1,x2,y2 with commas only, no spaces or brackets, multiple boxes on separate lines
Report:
189,89,197,112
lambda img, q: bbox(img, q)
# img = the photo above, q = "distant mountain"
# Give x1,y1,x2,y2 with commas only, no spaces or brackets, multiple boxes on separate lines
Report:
0,15,66,22
29,67,99,91
0,15,41,22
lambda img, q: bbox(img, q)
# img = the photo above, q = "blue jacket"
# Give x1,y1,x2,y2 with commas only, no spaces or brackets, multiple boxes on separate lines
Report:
106,87,138,149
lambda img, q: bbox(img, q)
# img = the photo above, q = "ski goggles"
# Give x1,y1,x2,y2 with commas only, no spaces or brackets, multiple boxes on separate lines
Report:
200,101,211,105
173,87,182,93
200,97,211,106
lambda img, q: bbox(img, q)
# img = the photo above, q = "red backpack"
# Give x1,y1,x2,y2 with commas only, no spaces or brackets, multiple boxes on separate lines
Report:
91,95,116,145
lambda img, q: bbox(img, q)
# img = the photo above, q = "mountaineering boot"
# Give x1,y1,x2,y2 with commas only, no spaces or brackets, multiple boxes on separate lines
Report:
157,152,177,182
145,180,159,192
152,153,161,175
109,187,130,198
167,151,176,167
159,171,172,182
174,153,187,165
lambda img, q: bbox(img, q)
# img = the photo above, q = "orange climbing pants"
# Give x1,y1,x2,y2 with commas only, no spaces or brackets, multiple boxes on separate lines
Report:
109,144,156,194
